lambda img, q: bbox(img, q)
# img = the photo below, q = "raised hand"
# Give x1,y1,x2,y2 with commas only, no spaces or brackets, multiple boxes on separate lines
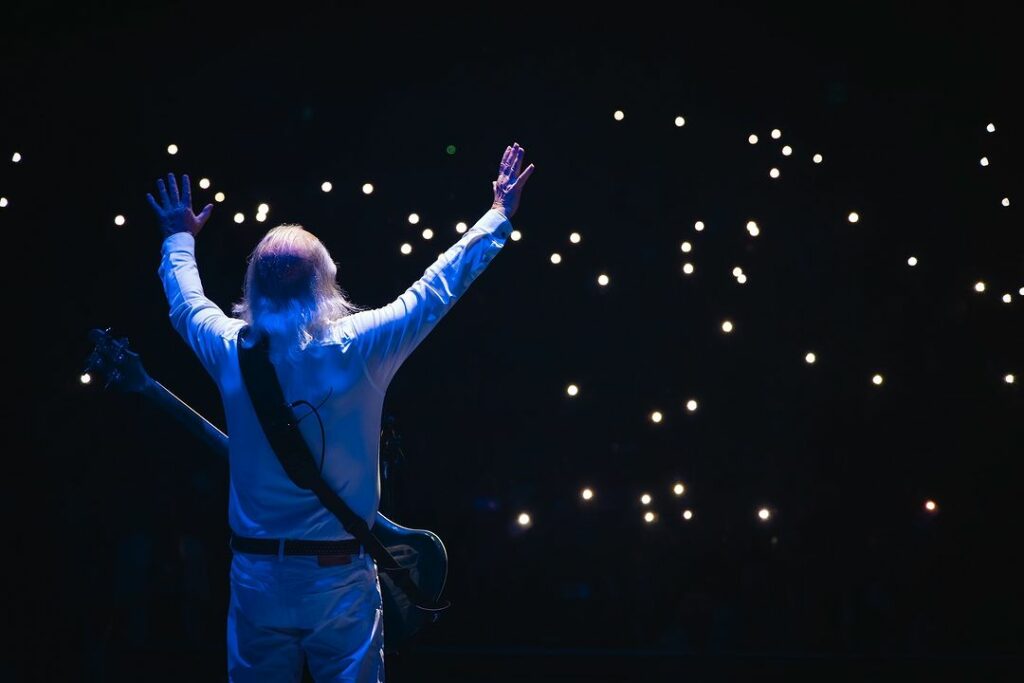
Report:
146,173,214,239
491,143,535,219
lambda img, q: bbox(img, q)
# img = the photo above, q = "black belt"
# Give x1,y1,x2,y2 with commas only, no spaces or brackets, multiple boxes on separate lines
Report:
230,534,362,556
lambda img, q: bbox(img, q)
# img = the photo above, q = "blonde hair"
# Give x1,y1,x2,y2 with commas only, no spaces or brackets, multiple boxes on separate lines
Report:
233,224,364,360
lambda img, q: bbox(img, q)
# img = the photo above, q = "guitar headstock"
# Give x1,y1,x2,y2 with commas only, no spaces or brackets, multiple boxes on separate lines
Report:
84,328,151,394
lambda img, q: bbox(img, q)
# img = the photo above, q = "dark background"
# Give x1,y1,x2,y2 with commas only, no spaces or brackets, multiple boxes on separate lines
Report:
5,2,1022,681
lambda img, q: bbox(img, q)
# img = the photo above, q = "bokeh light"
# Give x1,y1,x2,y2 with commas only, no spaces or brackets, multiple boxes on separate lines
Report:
510,230,522,241
408,212,420,224
167,144,178,155
198,178,210,189
569,232,582,244
114,215,126,226
456,221,468,233
233,213,244,224
650,411,663,423
214,192,225,202
362,183,374,195
550,253,562,264
641,493,652,505
566,384,579,397
682,263,694,275
694,221,705,232
673,483,685,496
805,352,817,364
686,399,698,412
597,273,609,286
421,228,434,240
722,320,734,333
581,488,594,501
400,243,412,255
613,110,625,121
675,116,686,127
872,374,884,386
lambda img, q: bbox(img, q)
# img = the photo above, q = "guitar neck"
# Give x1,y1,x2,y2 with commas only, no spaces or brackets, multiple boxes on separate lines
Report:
142,379,229,459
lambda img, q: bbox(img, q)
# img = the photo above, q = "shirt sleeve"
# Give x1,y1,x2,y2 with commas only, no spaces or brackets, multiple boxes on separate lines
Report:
347,208,512,393
158,231,246,379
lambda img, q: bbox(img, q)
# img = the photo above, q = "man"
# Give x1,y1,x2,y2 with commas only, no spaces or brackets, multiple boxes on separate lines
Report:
147,144,534,682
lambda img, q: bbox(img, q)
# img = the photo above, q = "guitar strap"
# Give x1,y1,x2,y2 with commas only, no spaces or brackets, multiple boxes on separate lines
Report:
237,327,449,615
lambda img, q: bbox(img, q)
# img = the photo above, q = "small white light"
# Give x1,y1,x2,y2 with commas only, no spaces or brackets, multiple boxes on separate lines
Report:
771,129,782,139
924,499,938,512
405,213,419,225
650,411,663,424
80,373,92,385
980,157,989,167
640,494,652,505
986,123,996,133
848,212,860,223
455,221,468,233
233,212,244,224
256,213,267,223
114,215,126,226
362,183,374,195
1020,287,1024,296
872,374,884,386
517,512,531,526
1002,197,1010,207
682,509,694,520
732,266,744,277
400,243,413,255
510,230,522,241
421,228,434,240
736,273,748,284
769,167,780,179
721,320,734,333
569,232,582,244
673,483,685,496
199,178,211,189
12,152,21,163
805,352,817,364
782,145,792,156
1006,374,1016,384
257,203,269,214
644,511,656,523
675,116,686,127
813,153,823,164
550,253,562,264
581,488,594,501
566,384,579,397
167,144,178,155
746,220,759,236
974,281,986,293
613,110,625,121
321,181,333,193
681,241,692,253
758,507,771,520
597,273,609,286
907,256,918,267
748,134,759,144
682,263,694,275
694,220,705,232
0,197,7,208
1002,293,1012,303
686,399,698,412
214,192,225,203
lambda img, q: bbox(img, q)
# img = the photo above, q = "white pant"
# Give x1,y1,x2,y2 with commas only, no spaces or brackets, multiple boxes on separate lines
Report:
227,550,384,682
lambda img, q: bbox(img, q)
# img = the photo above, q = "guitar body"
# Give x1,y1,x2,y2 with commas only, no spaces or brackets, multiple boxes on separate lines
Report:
84,328,449,652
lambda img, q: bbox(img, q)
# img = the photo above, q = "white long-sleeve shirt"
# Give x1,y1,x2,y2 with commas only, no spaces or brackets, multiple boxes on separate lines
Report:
158,208,512,540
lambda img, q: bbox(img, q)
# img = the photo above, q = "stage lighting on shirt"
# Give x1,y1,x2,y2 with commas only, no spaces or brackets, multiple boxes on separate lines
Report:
12,152,21,163
550,253,562,264
613,110,625,121
1002,293,1012,303
924,500,938,513
234,213,244,224
974,281,986,293
675,116,686,127
421,228,434,240
1003,198,1011,207
400,243,412,255
758,507,772,521
569,232,581,244
581,488,594,501
214,192,225,202
805,352,817,364
771,129,782,139
682,263,694,275
199,178,211,189
80,373,92,385
980,157,989,167
748,134,759,144
848,212,860,223
597,273,609,286
517,512,531,527
769,168,780,179
681,241,692,253
813,153,823,164
746,221,760,236
644,511,656,523
686,399,698,412
673,483,685,496
456,221,468,234
640,493,652,505
114,215,126,226
682,509,694,520
1006,374,1016,384
782,145,792,156
167,144,179,155
650,411,663,424
321,181,332,193
566,384,579,397
694,221,705,232
510,230,522,241
721,320,734,333
907,256,918,267
872,374,884,386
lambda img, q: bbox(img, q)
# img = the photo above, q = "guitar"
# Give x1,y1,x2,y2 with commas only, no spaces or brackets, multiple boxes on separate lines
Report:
83,328,448,652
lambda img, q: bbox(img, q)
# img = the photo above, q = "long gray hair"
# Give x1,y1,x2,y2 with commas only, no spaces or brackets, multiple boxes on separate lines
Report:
233,224,364,360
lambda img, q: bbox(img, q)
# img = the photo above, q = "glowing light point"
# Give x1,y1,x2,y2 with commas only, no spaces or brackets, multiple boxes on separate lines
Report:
321,181,332,193
737,274,748,284
805,352,817,364
167,144,178,155
1006,374,1016,384
1002,198,1010,207
517,512,531,527
597,273,610,286
569,232,582,244
214,192,225,203
721,320,734,333
758,507,771,520
198,178,211,189
0,197,8,208
80,373,92,385
510,230,522,241
924,500,938,512
256,213,267,223
782,145,792,156
407,213,419,224
694,221,705,232
644,511,656,523
456,222,468,234
746,220,760,236
257,203,269,214
682,509,694,520
748,134,759,144
980,157,989,167
550,253,562,264
613,110,625,121
233,212,244,224
114,215,126,226
650,411,663,424
673,483,685,496
640,494,652,505
682,263,694,275
848,212,860,223
686,399,698,412
681,241,692,253
581,488,594,501
769,167,781,179
974,281,986,293
675,116,686,127
1002,294,1012,303
360,183,374,195
400,243,412,255
421,228,434,240
907,256,918,267
566,384,579,397
872,374,884,386
813,153,823,164
771,129,782,139
12,152,22,163
732,267,744,277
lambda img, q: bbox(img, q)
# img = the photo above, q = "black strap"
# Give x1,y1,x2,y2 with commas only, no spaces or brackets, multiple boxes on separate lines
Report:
237,328,448,613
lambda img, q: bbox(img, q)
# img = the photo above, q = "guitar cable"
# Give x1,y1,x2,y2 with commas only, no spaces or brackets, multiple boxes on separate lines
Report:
288,387,333,473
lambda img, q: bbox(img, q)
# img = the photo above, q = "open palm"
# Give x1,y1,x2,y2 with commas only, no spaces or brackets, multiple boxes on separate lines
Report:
146,173,214,239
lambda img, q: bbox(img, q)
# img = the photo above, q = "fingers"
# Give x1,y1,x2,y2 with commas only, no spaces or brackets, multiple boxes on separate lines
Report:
167,173,180,204
500,145,512,172
511,144,524,175
196,203,214,229
514,163,535,189
146,193,161,214
157,178,171,207
182,174,192,209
